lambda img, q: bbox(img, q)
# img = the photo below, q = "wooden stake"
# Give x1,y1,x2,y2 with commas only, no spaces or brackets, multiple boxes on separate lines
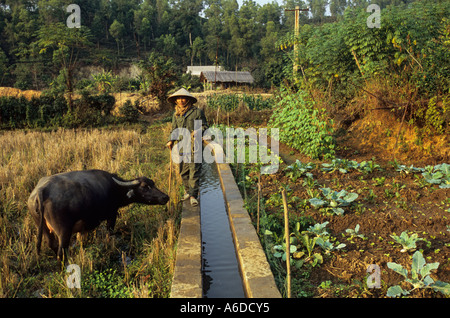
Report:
281,189,291,298
168,149,173,214
242,164,247,202
351,49,364,76
257,173,261,234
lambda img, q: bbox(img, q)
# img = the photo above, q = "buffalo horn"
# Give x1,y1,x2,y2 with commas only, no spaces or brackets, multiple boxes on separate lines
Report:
112,177,140,187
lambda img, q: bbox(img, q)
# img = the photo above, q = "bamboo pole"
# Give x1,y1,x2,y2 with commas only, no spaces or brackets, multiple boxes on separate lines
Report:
281,189,291,298
257,173,261,234
167,149,173,215
351,49,364,76
242,164,247,202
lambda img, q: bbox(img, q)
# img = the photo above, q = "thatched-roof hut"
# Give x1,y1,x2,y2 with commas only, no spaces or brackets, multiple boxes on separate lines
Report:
199,71,254,89
186,66,224,76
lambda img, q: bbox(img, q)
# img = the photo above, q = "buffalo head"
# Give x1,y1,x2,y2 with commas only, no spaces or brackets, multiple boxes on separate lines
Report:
112,177,169,205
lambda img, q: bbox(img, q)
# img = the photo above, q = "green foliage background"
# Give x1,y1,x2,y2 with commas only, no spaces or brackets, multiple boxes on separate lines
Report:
279,1,450,98
0,0,448,135
269,87,335,159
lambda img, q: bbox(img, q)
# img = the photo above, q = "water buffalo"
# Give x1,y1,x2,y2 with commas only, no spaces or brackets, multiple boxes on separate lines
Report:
28,169,169,260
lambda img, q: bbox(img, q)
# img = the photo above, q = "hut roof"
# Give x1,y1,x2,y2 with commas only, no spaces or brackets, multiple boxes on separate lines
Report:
186,65,224,76
200,71,254,84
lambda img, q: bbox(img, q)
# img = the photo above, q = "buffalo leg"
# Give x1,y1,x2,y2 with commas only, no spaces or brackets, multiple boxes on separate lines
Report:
57,231,72,261
45,231,59,255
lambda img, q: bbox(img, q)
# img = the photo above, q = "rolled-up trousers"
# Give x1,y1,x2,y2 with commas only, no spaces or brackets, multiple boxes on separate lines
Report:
178,161,201,198
175,137,202,198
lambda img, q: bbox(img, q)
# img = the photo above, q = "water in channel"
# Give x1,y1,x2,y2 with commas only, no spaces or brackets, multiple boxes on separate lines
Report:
199,162,245,298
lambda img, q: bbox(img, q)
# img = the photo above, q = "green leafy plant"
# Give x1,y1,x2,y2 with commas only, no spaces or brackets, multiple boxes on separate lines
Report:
304,221,329,237
272,223,324,268
357,161,381,174
309,188,358,215
315,237,346,254
265,193,284,208
372,176,386,186
396,164,425,174
387,251,450,297
138,52,177,109
422,171,446,185
82,268,132,298
269,87,335,159
288,226,324,268
118,99,140,123
297,234,323,267
273,243,297,261
241,94,274,111
0,95,68,129
91,70,118,94
390,231,423,253
422,163,450,189
206,94,240,112
321,158,359,174
396,163,450,188
284,160,315,182
318,280,332,289
345,224,366,240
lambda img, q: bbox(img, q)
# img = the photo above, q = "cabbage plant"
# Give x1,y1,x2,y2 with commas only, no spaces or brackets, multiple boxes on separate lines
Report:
390,231,423,253
309,188,358,215
422,163,450,188
387,251,450,297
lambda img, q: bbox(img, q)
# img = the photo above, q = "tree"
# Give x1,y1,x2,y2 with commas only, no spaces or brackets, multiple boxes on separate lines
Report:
109,19,125,55
133,0,158,53
138,52,177,110
259,21,284,87
308,0,327,22
188,36,206,65
0,48,9,86
329,0,347,16
36,23,93,109
2,2,39,88
156,33,179,59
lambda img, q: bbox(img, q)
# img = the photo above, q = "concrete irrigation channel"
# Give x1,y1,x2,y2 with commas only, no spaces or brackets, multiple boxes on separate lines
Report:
170,142,281,298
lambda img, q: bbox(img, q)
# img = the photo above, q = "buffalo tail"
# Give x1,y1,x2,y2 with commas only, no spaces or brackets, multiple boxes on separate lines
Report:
35,190,44,255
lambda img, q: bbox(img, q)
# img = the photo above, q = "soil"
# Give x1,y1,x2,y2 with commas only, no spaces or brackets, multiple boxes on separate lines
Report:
252,112,450,298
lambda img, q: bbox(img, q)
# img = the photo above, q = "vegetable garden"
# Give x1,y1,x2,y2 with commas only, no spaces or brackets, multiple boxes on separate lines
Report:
231,142,449,298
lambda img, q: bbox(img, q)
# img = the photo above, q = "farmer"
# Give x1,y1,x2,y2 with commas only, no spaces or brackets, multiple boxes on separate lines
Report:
166,88,208,207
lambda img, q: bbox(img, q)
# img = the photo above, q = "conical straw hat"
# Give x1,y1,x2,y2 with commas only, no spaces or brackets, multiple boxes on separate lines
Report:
167,88,197,104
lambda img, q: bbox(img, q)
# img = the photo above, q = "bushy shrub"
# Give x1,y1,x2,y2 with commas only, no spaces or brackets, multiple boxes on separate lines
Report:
0,92,117,129
65,93,116,128
269,88,335,159
0,95,67,129
119,99,140,123
76,91,115,114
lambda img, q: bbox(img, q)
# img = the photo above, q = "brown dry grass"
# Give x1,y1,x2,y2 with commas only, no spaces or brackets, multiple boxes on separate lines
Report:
0,87,42,100
0,124,181,298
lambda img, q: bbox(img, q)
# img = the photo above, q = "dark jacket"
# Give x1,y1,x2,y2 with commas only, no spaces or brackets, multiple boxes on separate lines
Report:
168,106,208,143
